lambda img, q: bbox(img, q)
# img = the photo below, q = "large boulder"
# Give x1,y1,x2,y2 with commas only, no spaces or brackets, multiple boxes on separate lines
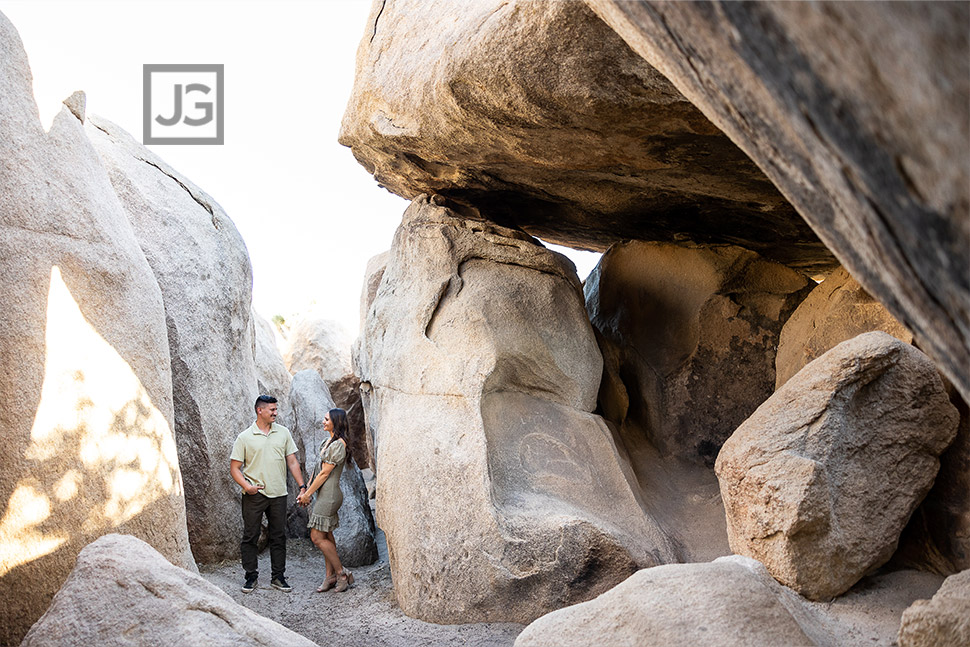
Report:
284,317,354,387
287,370,377,565
284,317,368,468
898,569,970,647
515,556,821,647
20,534,317,647
340,0,832,273
586,240,811,466
0,13,194,644
716,332,960,599
776,266,912,388
584,0,970,403
86,116,259,564
355,195,677,623
333,457,379,567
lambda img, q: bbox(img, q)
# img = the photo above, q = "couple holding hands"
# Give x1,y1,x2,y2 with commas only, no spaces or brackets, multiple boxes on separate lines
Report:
230,397,354,594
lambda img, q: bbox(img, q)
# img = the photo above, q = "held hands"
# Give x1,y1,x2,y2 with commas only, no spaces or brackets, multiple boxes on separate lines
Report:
296,490,311,507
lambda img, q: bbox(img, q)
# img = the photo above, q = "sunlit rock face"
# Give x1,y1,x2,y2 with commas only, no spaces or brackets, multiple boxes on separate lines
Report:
340,0,833,273
584,0,970,402
86,116,259,564
355,196,678,623
776,267,912,389
0,12,193,644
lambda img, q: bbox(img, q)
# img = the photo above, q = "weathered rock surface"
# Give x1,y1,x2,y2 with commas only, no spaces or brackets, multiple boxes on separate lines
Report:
355,251,391,471
0,13,194,644
585,0,970,402
359,250,390,332
583,240,809,562
777,267,912,388
515,556,821,647
341,0,832,272
517,557,949,647
287,370,378,565
333,458,379,567
21,534,317,647
87,116,259,564
586,240,812,466
284,317,354,386
716,332,960,600
251,309,293,435
355,195,677,623
284,317,368,467
898,569,970,647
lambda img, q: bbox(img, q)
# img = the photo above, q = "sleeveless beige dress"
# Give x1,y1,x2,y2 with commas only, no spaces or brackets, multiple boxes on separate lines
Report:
308,438,347,532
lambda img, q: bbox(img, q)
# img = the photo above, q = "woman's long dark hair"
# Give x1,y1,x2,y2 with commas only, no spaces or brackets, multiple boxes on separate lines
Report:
329,408,349,443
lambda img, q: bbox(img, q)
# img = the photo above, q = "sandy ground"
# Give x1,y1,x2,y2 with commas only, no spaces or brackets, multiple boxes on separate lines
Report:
200,532,939,647
799,568,944,647
199,492,942,647
199,525,524,647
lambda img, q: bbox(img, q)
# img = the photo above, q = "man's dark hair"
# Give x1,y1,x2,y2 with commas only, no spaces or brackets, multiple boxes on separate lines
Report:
255,394,278,412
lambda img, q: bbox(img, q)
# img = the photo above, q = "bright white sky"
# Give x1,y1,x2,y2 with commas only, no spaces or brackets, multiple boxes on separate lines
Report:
2,0,601,337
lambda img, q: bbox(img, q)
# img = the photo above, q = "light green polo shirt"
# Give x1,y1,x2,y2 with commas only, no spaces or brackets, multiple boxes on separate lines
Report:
230,421,298,498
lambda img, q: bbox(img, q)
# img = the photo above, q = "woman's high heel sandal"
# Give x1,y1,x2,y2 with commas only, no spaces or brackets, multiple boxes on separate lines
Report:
334,570,354,593
316,574,338,593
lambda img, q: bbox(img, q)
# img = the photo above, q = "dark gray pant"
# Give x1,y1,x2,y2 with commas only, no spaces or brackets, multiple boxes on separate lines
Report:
241,492,286,580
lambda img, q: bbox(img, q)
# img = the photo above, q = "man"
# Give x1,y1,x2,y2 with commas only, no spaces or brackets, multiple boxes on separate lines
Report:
230,394,306,593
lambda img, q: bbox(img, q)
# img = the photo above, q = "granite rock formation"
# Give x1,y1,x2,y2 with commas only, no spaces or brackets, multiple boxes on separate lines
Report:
895,384,970,577
515,556,820,647
776,266,912,388
355,195,678,623
0,13,194,644
716,332,959,599
583,240,810,562
898,568,970,647
586,240,811,466
252,309,293,423
584,0,970,402
87,116,260,564
20,534,317,647
355,250,391,471
340,0,833,272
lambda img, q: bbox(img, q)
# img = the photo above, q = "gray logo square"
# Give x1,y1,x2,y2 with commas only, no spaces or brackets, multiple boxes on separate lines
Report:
143,64,224,145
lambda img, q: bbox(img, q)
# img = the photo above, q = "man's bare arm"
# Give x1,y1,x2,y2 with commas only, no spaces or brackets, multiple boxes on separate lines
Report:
285,453,305,490
230,459,261,495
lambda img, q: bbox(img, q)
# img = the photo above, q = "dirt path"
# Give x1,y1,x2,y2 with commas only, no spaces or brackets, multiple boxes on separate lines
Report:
199,528,524,647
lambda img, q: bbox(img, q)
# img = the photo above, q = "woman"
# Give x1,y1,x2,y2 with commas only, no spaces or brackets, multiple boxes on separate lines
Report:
297,407,354,592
